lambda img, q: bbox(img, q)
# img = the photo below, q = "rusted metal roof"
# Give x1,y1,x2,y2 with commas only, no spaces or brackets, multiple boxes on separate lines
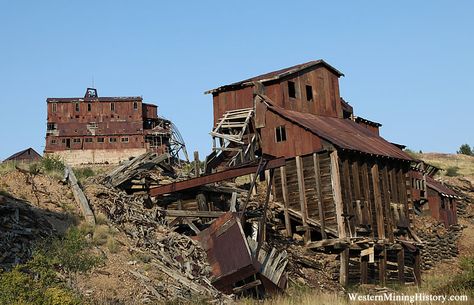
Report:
205,60,344,94
266,104,413,161
4,148,42,162
426,176,460,198
46,96,143,103
354,116,382,127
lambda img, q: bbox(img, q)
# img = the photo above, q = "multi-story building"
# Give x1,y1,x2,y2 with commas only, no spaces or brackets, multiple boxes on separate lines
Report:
45,88,186,165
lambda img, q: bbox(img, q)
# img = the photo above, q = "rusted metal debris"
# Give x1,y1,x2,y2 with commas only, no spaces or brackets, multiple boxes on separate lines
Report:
195,212,287,297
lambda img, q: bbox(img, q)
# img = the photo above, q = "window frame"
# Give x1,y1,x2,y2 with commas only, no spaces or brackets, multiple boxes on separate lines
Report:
275,125,287,143
288,81,297,99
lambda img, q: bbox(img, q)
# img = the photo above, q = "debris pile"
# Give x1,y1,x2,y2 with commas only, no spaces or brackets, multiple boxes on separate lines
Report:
84,183,229,303
413,216,463,270
0,195,56,270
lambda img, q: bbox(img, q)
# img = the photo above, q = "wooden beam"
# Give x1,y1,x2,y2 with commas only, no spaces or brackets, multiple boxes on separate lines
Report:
397,248,405,284
379,246,387,286
371,163,385,240
183,218,200,234
149,157,285,196
164,210,225,218
342,158,355,236
340,248,349,287
414,250,421,286
313,153,327,239
352,161,366,225
232,280,262,294
193,151,201,177
360,254,369,284
65,166,95,226
280,166,292,237
381,166,394,243
361,162,373,236
296,156,310,243
306,238,349,249
330,151,346,238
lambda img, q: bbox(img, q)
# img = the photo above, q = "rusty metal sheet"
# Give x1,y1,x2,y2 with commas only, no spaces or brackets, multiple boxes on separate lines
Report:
194,212,258,294
266,104,413,161
426,176,459,198
149,157,286,196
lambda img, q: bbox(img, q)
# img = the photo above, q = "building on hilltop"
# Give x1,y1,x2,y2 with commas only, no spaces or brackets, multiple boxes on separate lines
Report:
3,148,42,163
45,88,187,165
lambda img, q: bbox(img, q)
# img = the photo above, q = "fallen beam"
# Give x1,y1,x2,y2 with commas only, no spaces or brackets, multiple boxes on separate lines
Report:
149,157,285,196
164,210,225,218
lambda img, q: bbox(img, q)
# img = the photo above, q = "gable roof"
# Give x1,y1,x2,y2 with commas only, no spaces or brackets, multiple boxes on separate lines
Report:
264,102,413,161
4,148,42,162
426,176,460,198
205,60,344,94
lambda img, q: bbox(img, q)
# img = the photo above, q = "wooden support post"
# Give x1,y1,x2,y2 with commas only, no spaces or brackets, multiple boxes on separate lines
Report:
398,169,409,221
381,166,394,242
414,250,421,286
342,158,356,236
340,248,349,287
249,174,257,196
230,192,237,212
193,151,201,177
296,156,310,243
330,151,346,239
313,153,327,239
65,166,95,226
280,166,292,237
361,163,374,237
352,161,366,225
360,253,369,284
397,248,405,284
379,246,387,286
371,163,385,240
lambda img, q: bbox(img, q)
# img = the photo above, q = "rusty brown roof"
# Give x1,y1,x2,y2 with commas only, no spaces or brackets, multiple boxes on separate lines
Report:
266,104,413,161
426,176,460,198
205,60,344,94
46,96,143,103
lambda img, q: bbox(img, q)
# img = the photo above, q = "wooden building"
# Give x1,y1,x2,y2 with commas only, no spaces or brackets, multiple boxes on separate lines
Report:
205,60,422,286
410,161,460,227
45,88,187,165
3,148,42,163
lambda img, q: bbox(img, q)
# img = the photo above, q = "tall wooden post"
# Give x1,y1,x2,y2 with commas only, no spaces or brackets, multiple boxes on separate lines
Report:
371,163,385,240
193,151,200,177
379,246,387,286
360,254,369,284
397,249,405,284
296,156,310,243
313,153,327,239
280,166,292,237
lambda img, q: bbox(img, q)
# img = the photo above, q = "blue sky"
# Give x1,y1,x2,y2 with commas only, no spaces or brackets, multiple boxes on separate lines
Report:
1,1,473,160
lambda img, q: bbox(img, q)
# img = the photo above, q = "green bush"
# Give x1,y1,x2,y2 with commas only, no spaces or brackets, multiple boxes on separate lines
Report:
446,166,460,177
0,227,102,304
458,144,473,156
73,167,95,182
41,155,65,173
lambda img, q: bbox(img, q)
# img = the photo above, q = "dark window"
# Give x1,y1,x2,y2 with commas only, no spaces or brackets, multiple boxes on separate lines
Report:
288,81,296,98
275,125,287,142
75,103,80,112
73,138,81,143
97,138,105,143
121,137,129,143
51,139,57,144
111,103,115,111
109,138,117,143
305,85,313,101
133,101,138,110
47,123,57,130
61,139,66,144
88,103,92,111
85,138,93,143
52,103,57,112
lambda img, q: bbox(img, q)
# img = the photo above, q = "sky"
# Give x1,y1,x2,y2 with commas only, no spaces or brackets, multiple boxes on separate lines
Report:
1,1,473,160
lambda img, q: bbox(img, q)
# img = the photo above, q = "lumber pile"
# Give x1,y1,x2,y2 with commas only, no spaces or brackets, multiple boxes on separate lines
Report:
84,184,230,303
0,195,56,271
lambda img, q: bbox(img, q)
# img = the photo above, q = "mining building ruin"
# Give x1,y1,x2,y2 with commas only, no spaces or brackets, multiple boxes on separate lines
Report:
44,88,187,165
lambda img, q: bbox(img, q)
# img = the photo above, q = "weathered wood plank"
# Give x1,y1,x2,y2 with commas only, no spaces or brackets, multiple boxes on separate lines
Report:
296,156,310,243
313,153,327,239
371,163,385,240
330,151,346,238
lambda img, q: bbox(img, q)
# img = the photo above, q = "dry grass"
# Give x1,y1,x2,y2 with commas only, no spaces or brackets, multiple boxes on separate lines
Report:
416,153,474,178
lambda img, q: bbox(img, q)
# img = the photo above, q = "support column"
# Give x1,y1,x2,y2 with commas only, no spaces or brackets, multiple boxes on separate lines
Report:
280,165,292,237
397,249,405,284
296,156,310,243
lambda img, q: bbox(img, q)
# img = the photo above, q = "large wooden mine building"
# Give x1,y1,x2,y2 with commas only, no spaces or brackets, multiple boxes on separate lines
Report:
205,60,423,286
45,88,187,165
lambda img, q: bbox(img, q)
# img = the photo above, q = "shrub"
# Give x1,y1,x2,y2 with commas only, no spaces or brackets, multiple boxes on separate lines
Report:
106,236,119,254
434,256,474,296
73,167,95,182
446,166,460,177
458,144,473,156
41,155,65,173
0,227,100,304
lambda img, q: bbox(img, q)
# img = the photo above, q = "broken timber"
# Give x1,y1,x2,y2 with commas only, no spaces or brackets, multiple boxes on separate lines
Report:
64,166,95,225
149,157,285,196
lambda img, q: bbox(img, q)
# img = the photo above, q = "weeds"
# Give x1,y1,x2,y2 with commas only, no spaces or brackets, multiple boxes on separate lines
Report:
73,167,95,183
0,227,102,304
446,166,460,177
